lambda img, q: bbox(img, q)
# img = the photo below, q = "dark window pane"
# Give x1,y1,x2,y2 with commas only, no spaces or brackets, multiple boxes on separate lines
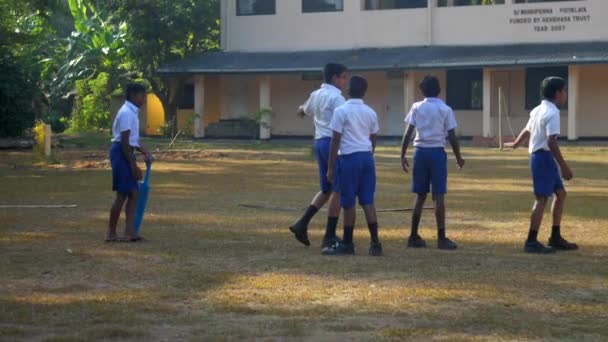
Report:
179,84,194,109
303,0,343,13
446,69,483,110
438,0,505,6
237,0,276,16
525,67,568,109
365,0,428,10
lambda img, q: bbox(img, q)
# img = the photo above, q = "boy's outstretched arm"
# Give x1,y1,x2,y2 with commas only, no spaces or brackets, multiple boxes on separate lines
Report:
504,129,530,149
548,135,573,180
447,129,465,169
327,131,342,184
400,124,415,173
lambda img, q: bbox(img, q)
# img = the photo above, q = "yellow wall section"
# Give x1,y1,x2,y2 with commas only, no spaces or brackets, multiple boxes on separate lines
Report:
204,76,222,126
145,94,165,136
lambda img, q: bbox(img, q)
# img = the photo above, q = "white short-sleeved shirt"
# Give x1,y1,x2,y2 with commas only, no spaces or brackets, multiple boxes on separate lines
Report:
405,97,458,148
111,101,140,148
329,99,379,156
301,83,346,139
525,100,561,154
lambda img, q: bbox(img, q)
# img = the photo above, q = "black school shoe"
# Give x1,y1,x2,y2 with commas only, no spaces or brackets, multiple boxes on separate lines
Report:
321,236,341,249
548,236,579,251
524,240,556,254
407,235,427,248
289,221,310,246
437,238,458,250
322,242,355,256
369,242,383,256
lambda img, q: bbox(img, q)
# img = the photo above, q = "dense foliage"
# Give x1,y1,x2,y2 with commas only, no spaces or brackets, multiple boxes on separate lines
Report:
0,0,219,136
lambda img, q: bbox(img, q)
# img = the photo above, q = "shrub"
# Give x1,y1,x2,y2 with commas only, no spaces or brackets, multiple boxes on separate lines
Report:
70,72,111,132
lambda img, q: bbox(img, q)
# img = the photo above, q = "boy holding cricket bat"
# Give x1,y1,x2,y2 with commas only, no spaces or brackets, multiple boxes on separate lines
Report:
106,83,152,242
400,75,465,250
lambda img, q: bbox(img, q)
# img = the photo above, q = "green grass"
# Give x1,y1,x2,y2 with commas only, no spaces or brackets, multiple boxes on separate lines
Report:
1,139,607,341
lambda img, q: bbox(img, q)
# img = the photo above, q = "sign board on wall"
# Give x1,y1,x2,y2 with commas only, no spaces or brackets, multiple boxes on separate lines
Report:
509,4,591,33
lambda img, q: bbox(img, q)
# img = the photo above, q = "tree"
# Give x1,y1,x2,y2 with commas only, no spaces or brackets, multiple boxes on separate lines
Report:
0,0,48,136
102,0,221,123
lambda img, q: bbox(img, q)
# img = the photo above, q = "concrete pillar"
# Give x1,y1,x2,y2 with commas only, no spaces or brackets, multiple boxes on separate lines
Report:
427,0,434,46
194,76,205,138
259,76,272,140
483,68,492,137
568,65,579,141
404,71,416,116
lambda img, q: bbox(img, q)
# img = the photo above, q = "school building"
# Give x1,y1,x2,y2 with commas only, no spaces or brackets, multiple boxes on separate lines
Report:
158,0,608,140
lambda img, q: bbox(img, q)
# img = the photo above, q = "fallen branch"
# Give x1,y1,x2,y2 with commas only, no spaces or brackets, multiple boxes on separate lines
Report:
0,204,77,209
238,204,434,213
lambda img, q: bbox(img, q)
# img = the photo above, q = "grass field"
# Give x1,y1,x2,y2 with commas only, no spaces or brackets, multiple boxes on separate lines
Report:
1,138,607,341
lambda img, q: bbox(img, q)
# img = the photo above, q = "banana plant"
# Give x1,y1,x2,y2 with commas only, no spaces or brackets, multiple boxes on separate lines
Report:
47,0,127,101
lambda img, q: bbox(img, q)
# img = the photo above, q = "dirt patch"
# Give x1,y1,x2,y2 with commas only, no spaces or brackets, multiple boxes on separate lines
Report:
153,149,228,161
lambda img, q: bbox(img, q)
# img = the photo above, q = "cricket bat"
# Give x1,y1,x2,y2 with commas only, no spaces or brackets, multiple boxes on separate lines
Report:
134,162,152,234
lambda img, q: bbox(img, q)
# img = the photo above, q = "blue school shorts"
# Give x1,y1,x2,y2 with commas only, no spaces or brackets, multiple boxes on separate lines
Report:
337,152,376,209
412,147,448,195
110,143,138,194
531,150,564,197
315,137,340,193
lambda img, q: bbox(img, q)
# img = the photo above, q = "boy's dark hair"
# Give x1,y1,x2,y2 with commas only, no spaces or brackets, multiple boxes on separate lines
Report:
323,63,348,84
125,83,146,101
419,75,441,98
348,75,368,99
541,76,566,100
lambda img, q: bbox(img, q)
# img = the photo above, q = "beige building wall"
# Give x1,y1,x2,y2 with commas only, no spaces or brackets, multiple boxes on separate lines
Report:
578,65,608,137
211,64,607,138
223,0,606,52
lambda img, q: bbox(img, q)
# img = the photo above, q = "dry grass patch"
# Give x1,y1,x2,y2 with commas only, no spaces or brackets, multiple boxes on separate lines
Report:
1,141,607,341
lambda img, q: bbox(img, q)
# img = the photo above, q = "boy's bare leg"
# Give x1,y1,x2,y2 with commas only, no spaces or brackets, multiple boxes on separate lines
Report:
322,192,342,245
551,189,566,228
434,194,446,238
124,189,140,238
107,193,127,241
434,194,457,250
327,192,340,217
410,194,427,238
362,204,377,226
290,191,330,246
529,196,548,240
362,204,379,242
548,189,577,250
342,206,356,245
311,191,330,209
407,194,427,248
524,195,557,253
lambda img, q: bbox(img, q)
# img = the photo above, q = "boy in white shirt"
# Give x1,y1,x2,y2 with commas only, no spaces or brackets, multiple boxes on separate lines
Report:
505,77,577,254
290,63,348,249
107,83,152,242
323,76,383,256
401,76,465,250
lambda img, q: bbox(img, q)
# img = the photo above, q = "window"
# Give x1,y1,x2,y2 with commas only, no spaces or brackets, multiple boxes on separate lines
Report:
446,69,483,110
525,66,568,109
179,84,194,109
237,0,275,16
514,0,583,3
364,0,428,10
303,0,343,13
302,72,323,81
438,0,504,7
